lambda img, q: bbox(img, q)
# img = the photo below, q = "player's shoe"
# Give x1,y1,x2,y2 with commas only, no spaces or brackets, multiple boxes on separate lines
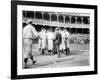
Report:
32,60,36,64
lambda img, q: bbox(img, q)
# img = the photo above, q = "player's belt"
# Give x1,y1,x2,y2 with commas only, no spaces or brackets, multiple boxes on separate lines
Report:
48,39,53,40
65,38,68,39
24,38,33,40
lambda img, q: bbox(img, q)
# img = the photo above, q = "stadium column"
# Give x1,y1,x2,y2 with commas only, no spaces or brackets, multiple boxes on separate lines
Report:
57,13,59,27
69,16,71,23
42,12,44,20
25,11,26,18
75,17,77,34
63,16,65,27
69,16,71,33
81,17,83,24
41,12,44,26
49,13,51,25
88,17,90,24
81,17,83,34
34,11,36,19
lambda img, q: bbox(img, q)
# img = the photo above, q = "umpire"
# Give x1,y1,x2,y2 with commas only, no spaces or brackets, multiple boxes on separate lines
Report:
54,27,62,58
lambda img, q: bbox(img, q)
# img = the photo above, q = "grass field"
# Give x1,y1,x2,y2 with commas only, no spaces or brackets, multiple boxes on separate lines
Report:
31,43,89,56
23,43,89,68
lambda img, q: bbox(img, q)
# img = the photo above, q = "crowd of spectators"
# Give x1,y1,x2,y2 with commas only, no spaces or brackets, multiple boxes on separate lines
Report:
69,34,89,44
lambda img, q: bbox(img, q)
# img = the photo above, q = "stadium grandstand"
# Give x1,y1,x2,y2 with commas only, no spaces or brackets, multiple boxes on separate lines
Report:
22,11,90,44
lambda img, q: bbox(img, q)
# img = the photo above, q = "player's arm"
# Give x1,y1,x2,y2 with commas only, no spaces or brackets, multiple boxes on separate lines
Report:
31,26,38,37
67,32,70,38
38,32,42,40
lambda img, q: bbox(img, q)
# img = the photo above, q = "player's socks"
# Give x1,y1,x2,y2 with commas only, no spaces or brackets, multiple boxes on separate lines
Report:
24,58,28,68
30,56,36,64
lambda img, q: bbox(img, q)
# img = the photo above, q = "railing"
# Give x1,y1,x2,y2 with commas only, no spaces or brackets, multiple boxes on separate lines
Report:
23,18,90,29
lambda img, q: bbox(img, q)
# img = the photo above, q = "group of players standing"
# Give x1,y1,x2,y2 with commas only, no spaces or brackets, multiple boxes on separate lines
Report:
23,20,70,68
38,25,70,57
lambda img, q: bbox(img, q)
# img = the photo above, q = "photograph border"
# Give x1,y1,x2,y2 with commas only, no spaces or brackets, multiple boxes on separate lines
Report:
11,0,98,79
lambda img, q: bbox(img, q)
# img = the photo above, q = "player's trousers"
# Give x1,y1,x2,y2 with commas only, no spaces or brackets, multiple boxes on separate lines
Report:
65,38,69,54
55,44,60,58
23,38,33,59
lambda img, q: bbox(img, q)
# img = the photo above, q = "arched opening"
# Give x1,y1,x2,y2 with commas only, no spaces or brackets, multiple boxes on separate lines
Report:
71,16,76,23
71,28,77,34
66,28,70,33
51,14,57,21
35,11,42,19
77,17,82,24
77,28,83,34
83,28,90,34
43,12,50,20
58,15,64,23
26,11,34,18
65,16,70,23
83,17,89,24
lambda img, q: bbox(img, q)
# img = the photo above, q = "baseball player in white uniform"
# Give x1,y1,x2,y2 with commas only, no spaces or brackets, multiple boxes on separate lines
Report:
64,28,70,55
38,30,42,55
60,28,66,54
47,28,54,55
23,20,38,68
40,28,47,55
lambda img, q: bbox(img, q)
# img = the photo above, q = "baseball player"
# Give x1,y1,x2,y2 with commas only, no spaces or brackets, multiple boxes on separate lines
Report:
38,30,42,55
54,28,62,58
60,28,66,54
23,20,38,68
64,28,70,55
40,27,47,55
47,28,54,55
